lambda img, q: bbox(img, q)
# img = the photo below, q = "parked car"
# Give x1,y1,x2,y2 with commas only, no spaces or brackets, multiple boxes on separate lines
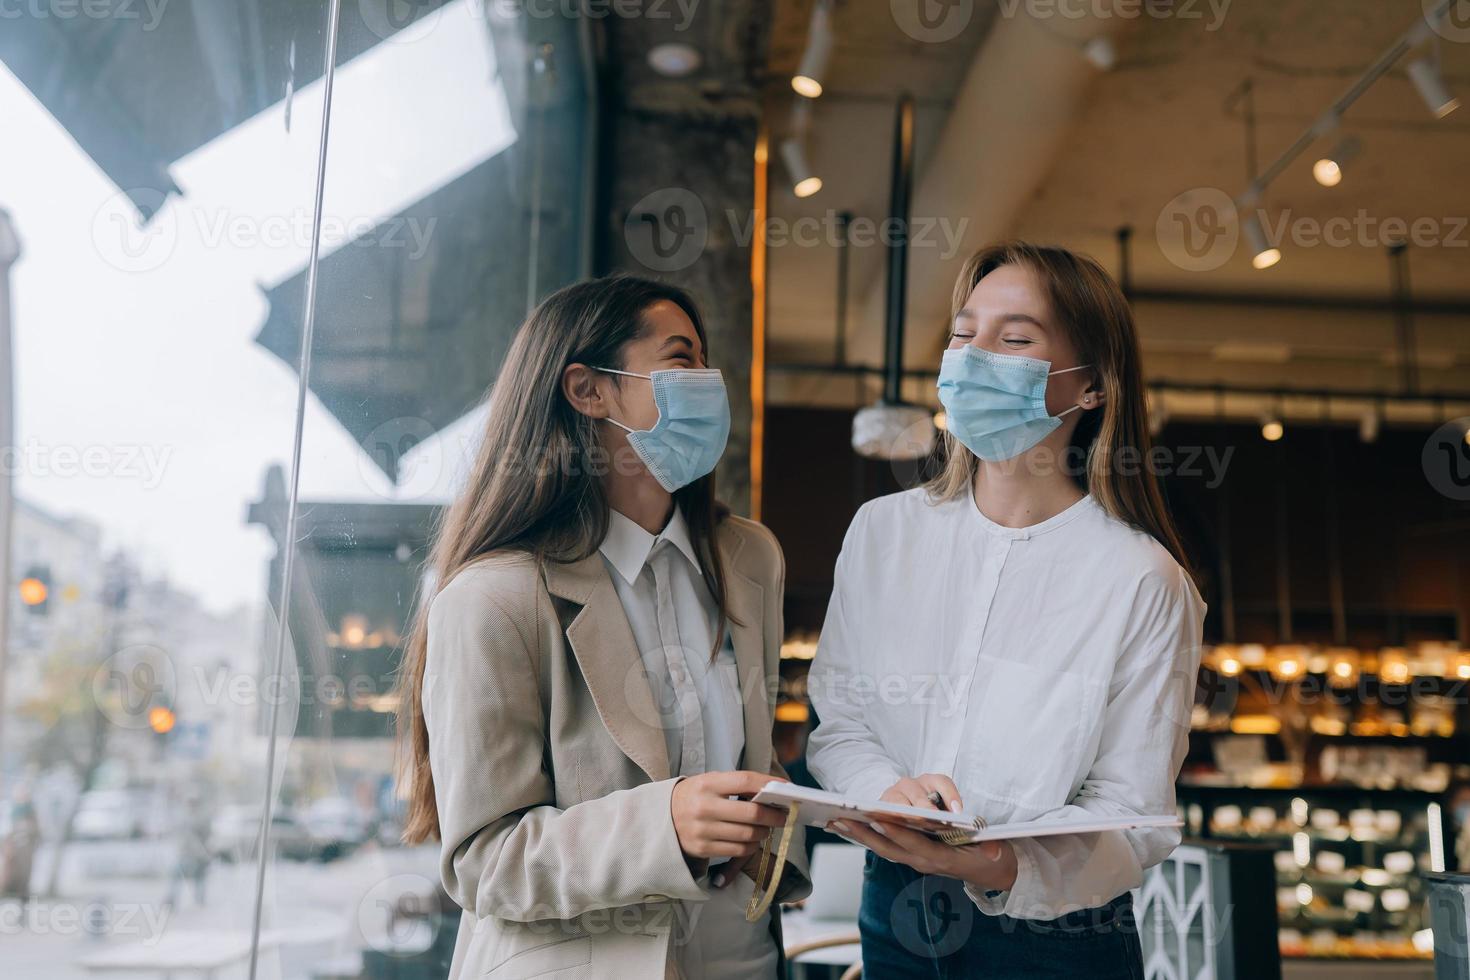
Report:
210,805,316,863
301,797,371,862
72,790,147,840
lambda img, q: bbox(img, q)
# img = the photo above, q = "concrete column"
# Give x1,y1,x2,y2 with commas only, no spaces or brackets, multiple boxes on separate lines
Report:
593,3,771,515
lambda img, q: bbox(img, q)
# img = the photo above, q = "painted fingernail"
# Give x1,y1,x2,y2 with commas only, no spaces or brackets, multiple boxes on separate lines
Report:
872,823,889,837
949,800,962,812
832,821,849,834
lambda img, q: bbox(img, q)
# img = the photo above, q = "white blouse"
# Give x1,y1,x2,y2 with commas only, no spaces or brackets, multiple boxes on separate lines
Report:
806,487,1204,920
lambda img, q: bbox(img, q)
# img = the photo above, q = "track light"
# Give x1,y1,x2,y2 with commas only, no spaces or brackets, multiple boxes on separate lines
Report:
1240,209,1281,270
792,1,834,99
647,43,701,78
780,137,822,198
1407,57,1460,119
1147,389,1169,436
1312,136,1361,187
1082,37,1116,71
1261,412,1284,442
1358,406,1380,443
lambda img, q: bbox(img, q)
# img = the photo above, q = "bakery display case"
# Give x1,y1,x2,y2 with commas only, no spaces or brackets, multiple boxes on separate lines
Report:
1183,642,1468,964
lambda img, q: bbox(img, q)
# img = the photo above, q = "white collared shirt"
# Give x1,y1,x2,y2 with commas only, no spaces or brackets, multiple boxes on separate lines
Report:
807,487,1205,920
598,507,777,979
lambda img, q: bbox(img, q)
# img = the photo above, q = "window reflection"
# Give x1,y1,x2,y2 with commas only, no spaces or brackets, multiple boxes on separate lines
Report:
0,1,588,976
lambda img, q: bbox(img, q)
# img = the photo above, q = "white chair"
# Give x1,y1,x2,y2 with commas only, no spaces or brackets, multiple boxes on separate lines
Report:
784,843,866,977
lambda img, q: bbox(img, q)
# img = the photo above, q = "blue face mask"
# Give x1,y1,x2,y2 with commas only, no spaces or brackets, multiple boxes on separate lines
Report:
936,346,1092,462
597,367,730,492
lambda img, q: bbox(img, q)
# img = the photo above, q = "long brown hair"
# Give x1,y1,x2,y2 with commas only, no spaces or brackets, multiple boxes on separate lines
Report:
395,274,733,844
927,242,1192,575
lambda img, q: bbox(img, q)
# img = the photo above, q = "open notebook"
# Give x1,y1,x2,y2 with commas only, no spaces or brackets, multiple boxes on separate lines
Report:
752,782,1181,847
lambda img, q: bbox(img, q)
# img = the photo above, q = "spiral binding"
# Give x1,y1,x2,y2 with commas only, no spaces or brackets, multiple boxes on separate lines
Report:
936,814,989,847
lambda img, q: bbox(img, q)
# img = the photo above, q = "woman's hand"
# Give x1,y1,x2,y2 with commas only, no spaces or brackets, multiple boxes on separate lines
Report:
833,773,1017,893
832,817,1019,893
670,771,788,865
880,773,964,812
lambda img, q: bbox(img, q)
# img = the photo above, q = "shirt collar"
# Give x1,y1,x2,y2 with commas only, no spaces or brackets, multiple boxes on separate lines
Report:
599,507,701,585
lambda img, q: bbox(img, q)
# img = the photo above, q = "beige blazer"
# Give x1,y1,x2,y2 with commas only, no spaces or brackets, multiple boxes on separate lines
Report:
422,515,811,980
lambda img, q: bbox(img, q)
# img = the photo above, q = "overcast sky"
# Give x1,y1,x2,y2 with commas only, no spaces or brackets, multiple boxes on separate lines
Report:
0,0,512,614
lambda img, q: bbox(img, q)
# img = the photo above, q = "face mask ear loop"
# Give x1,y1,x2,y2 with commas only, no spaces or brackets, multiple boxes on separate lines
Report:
1049,364,1096,419
591,366,650,434
1047,363,1092,377
594,366,652,380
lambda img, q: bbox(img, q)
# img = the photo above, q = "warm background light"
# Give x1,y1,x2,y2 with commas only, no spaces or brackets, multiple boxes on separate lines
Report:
148,705,176,735
791,75,822,98
1312,158,1342,187
18,577,47,606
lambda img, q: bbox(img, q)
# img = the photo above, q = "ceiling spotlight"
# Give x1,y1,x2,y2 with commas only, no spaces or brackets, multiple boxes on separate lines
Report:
1083,37,1116,71
1312,159,1341,187
647,43,702,78
1261,413,1284,442
1148,389,1169,436
1407,57,1461,119
780,137,823,198
1312,136,1361,187
1358,406,1380,443
1240,209,1282,270
792,1,834,99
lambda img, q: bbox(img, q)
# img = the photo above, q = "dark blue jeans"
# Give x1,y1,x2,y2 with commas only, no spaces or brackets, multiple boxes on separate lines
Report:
858,853,1145,979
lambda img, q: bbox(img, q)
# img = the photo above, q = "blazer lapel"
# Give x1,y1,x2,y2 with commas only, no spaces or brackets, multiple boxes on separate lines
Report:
723,532,774,777
542,553,672,783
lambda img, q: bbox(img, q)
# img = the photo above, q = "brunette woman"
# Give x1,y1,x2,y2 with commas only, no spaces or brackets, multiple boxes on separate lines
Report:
397,275,809,979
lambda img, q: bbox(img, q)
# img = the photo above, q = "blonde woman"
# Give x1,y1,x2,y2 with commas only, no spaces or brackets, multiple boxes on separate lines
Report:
808,243,1204,978
397,275,809,979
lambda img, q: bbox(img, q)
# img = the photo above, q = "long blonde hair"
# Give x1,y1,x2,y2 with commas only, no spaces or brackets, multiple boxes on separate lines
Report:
927,242,1192,575
395,275,733,844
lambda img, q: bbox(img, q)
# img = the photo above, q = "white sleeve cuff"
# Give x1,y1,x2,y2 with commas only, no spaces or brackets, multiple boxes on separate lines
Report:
964,837,1039,918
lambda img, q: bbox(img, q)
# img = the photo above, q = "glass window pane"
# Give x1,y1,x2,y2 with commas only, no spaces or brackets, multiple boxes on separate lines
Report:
251,4,591,978
0,3,335,977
